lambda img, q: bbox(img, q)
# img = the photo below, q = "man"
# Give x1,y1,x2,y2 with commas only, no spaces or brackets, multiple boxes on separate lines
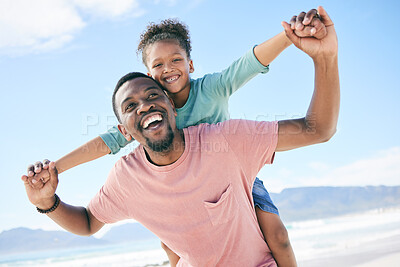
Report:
22,7,338,267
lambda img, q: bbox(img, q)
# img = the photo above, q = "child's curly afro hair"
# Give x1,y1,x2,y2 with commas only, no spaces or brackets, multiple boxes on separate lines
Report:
137,18,192,67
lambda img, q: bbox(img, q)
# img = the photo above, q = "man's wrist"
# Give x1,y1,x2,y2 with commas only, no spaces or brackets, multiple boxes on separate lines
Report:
36,195,58,211
313,54,338,65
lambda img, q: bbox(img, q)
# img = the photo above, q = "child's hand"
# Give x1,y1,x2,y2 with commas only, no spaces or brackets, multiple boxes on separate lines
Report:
282,6,337,59
26,159,51,189
290,9,327,40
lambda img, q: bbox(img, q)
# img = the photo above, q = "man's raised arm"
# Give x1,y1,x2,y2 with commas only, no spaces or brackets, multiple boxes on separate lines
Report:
276,6,339,152
21,161,104,236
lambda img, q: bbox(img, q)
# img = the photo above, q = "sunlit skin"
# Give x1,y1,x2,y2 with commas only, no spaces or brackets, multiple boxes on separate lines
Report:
23,8,334,267
145,40,194,108
116,77,185,166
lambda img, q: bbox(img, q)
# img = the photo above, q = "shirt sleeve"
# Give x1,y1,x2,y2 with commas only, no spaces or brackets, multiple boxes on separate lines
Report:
220,120,278,183
88,162,130,224
99,126,134,155
201,46,269,98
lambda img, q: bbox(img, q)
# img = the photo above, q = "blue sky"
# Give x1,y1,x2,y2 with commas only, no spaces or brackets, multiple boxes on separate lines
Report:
1,0,399,233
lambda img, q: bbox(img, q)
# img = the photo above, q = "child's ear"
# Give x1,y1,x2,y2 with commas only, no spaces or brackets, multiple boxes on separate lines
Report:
189,60,194,73
117,124,132,141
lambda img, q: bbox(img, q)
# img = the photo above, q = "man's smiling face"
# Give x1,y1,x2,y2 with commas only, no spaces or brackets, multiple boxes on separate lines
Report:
116,77,178,153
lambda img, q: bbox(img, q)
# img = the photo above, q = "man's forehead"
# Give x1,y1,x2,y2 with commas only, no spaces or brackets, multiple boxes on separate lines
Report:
117,77,162,99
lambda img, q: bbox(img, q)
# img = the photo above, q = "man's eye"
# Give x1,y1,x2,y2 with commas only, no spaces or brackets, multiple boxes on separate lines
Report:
153,63,162,68
173,58,182,62
125,103,135,111
148,93,158,99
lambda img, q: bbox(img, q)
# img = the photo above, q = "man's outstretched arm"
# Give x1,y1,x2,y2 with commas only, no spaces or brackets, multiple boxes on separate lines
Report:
276,6,339,151
253,8,327,68
21,161,105,236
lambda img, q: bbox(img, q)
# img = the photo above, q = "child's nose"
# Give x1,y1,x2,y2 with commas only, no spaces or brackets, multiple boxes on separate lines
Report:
163,62,173,72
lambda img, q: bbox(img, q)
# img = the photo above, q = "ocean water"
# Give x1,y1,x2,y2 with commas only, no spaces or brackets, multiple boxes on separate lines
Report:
1,208,400,267
0,239,168,267
287,208,400,261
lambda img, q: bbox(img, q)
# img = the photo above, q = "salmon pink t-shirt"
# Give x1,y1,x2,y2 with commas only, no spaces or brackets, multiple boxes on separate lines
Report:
89,119,278,267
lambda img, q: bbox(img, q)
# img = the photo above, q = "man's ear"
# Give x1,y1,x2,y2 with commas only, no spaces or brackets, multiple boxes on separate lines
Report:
189,59,194,73
147,72,152,77
117,124,132,141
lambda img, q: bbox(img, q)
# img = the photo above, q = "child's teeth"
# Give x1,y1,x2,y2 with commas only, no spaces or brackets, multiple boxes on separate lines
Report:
167,76,178,82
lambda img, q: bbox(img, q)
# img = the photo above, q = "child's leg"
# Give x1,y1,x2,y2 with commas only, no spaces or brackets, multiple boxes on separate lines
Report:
253,178,297,267
161,241,180,267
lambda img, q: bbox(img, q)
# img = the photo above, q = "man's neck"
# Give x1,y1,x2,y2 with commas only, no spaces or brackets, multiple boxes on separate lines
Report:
144,129,185,166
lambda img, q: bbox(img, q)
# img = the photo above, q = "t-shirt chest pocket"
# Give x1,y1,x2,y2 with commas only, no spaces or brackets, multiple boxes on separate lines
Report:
203,184,239,226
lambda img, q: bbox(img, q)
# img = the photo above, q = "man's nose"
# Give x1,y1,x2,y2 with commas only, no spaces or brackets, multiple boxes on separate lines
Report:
137,102,155,115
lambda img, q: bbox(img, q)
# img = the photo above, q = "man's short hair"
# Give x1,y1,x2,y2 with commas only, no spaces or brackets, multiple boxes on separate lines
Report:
112,72,165,123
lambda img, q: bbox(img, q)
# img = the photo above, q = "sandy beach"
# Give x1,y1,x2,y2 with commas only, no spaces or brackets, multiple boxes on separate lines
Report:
3,209,399,267
298,234,400,267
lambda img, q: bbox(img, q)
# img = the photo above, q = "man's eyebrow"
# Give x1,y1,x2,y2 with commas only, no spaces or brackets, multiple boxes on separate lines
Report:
121,96,134,108
144,86,161,92
120,86,162,107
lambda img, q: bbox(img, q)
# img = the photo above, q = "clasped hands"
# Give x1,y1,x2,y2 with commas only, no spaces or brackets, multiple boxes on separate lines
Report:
21,7,336,201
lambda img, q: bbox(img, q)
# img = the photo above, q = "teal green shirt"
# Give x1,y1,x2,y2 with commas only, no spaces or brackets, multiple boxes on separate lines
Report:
101,47,269,154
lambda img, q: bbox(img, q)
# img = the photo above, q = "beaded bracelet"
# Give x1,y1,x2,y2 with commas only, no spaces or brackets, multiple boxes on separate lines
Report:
36,194,60,214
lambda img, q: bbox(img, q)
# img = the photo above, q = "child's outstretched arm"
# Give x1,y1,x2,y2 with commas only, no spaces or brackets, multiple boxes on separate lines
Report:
27,125,133,183
55,136,110,173
254,8,326,67
26,136,111,184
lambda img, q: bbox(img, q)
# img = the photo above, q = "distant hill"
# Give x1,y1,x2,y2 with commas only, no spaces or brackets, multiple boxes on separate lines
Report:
101,222,157,243
1,186,399,255
270,185,400,222
0,227,108,254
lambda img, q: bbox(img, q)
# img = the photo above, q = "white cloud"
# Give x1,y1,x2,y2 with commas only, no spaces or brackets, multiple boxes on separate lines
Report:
315,146,400,187
0,0,145,55
279,147,400,189
0,0,85,52
153,0,178,6
308,161,331,172
261,146,400,192
73,0,144,18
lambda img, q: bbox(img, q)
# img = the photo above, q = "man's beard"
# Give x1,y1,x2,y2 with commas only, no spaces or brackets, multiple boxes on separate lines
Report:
144,124,175,153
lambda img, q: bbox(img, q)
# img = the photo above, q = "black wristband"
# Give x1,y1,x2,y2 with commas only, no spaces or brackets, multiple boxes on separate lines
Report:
36,194,60,214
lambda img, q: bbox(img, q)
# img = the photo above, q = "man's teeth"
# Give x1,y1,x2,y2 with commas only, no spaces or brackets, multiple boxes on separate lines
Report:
143,114,162,129
166,76,178,82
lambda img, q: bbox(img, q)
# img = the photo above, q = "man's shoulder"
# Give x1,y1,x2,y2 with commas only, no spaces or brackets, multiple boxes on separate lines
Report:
112,146,143,171
187,120,278,144
186,119,257,136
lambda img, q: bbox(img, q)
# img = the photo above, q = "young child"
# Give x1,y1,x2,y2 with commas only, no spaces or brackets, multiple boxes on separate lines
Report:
30,9,326,267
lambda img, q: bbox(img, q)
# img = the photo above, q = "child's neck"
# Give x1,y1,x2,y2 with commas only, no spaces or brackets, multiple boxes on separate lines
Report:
170,85,191,109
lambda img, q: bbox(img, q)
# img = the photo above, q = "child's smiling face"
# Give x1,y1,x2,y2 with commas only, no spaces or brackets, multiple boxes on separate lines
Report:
145,39,194,108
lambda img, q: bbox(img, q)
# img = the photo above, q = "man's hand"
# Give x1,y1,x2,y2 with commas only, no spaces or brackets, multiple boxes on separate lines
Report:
21,161,59,210
26,159,52,189
282,6,337,59
291,9,327,40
